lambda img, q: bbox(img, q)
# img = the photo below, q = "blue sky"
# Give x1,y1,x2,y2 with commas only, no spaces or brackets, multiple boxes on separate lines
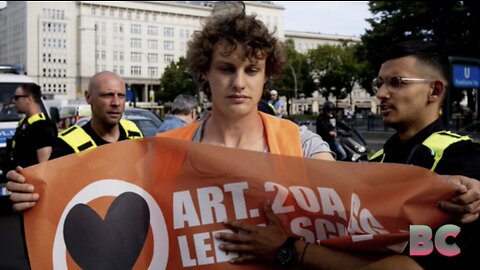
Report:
272,1,372,37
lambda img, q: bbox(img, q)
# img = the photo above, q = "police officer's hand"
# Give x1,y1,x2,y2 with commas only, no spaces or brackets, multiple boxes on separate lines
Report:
6,166,39,213
439,175,480,223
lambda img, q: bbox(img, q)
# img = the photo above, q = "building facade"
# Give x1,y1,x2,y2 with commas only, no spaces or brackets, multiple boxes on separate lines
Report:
0,1,374,112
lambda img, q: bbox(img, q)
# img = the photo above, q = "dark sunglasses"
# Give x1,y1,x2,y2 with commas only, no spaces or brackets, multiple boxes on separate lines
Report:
12,94,29,101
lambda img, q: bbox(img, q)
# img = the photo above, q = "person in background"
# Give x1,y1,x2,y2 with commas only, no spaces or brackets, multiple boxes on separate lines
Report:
258,89,277,116
315,101,348,160
1,83,57,270
157,94,198,133
10,83,57,168
268,89,286,118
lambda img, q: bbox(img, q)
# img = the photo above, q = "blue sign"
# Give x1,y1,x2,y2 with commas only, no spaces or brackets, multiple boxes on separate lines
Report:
126,88,134,102
452,65,480,88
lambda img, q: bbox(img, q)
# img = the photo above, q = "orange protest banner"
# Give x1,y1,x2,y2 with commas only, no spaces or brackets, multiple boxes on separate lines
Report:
23,137,454,269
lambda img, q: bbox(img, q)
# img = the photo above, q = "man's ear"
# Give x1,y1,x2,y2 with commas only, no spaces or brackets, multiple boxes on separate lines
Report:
428,81,445,102
84,90,91,104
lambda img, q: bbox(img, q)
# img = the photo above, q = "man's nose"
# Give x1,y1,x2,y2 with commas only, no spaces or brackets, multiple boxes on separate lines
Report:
111,94,120,105
375,84,390,99
232,71,246,91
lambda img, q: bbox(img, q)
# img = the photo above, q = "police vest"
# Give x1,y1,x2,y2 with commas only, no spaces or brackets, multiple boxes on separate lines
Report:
369,131,472,171
58,119,143,153
12,113,48,149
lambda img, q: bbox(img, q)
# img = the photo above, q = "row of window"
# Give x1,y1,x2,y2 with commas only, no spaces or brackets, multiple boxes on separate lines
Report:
42,38,67,49
130,38,173,50
96,35,176,50
91,6,166,23
97,51,172,63
42,22,67,33
99,21,188,39
129,24,180,37
42,8,65,20
110,52,160,62
90,6,277,31
101,65,161,76
96,51,172,64
42,68,67,78
129,66,159,76
42,83,67,93
42,53,67,64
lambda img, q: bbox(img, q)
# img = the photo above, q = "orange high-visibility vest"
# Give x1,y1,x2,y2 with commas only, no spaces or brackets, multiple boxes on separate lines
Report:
158,112,302,157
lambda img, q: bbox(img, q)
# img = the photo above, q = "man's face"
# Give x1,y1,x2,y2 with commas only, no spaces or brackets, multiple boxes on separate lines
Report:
13,87,30,114
376,56,436,132
324,109,333,117
271,93,278,101
87,74,126,127
204,40,267,119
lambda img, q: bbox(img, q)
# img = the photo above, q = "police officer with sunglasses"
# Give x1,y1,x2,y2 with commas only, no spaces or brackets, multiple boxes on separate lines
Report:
10,83,57,168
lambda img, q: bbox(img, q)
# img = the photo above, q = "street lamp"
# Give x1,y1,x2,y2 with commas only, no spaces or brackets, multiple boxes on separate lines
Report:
289,64,298,99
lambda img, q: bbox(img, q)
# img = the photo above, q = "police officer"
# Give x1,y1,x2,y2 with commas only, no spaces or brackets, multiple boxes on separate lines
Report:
10,83,57,168
7,71,143,211
2,83,57,270
51,71,142,158
369,40,480,269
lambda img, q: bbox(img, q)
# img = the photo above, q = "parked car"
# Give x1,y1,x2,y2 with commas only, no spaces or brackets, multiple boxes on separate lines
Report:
124,107,162,127
75,114,160,137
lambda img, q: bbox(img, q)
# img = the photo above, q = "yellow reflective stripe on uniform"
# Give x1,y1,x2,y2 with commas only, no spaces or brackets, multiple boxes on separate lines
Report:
16,117,26,128
27,113,46,125
369,149,385,162
120,119,143,139
16,113,46,128
13,113,48,148
422,131,471,171
58,120,142,153
58,125,97,153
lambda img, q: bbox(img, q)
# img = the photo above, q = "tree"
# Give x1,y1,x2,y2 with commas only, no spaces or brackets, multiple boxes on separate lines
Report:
308,43,361,102
358,1,480,104
158,57,197,102
271,39,314,99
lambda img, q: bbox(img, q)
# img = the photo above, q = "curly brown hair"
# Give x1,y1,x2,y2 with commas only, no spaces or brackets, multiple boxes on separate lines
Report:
187,10,286,91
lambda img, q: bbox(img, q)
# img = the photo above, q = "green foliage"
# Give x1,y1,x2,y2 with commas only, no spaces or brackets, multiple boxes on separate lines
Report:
271,39,361,102
271,39,314,98
308,43,362,100
359,1,480,102
158,57,197,102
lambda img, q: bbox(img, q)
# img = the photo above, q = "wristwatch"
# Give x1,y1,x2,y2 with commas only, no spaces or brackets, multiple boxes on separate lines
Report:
276,236,298,265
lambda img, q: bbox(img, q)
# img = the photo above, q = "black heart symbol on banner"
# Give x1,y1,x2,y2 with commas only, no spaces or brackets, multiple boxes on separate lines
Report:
64,192,150,270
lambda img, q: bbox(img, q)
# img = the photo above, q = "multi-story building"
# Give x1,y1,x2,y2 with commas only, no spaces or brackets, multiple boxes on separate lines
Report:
285,30,360,54
0,1,370,112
